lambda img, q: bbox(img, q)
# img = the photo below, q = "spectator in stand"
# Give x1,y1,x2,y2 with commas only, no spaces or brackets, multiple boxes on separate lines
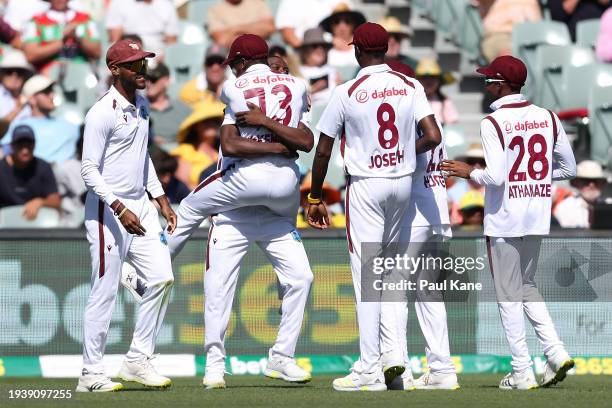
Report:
54,130,85,227
550,0,611,41
379,16,417,70
554,160,610,228
22,0,101,75
151,148,190,204
0,16,21,48
458,190,485,227
320,3,365,67
171,100,225,189
179,44,227,107
475,0,541,62
275,0,351,48
1,75,80,164
106,0,178,57
207,0,275,49
0,51,33,139
146,62,192,146
3,0,50,32
414,58,458,125
596,7,612,62
447,143,486,225
297,27,339,107
0,124,61,220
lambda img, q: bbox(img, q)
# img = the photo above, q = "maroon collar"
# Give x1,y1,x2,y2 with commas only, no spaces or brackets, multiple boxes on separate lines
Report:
500,101,531,109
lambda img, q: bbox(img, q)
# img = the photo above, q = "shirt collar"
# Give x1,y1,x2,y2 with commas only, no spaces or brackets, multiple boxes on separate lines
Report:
244,64,271,74
110,86,137,112
490,94,529,111
46,9,76,23
356,63,391,79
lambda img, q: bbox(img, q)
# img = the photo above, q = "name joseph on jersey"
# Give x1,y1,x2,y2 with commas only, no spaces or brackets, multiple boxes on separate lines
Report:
368,147,405,169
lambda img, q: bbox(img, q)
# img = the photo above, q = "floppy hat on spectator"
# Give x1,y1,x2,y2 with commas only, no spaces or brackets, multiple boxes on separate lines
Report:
476,55,527,87
378,16,412,38
0,49,34,73
106,39,156,67
575,160,607,180
415,58,455,85
298,28,332,50
320,3,366,33
11,124,35,144
223,34,269,65
176,99,226,143
22,75,54,98
459,190,485,211
349,22,389,52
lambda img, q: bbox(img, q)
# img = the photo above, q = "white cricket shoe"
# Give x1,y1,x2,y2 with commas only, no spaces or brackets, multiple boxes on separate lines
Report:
121,262,147,302
118,356,172,389
541,354,575,387
414,372,460,390
76,370,123,393
499,370,538,390
332,370,387,392
264,355,311,383
380,351,405,386
202,372,226,389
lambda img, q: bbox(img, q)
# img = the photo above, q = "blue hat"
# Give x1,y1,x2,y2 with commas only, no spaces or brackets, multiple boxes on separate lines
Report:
11,125,35,144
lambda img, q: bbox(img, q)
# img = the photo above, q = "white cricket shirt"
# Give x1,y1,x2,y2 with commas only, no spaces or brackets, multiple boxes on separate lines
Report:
81,86,164,206
470,94,576,237
317,63,433,178
220,64,310,168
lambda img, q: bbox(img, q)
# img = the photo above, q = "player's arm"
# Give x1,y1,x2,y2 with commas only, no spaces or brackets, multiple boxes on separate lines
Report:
235,102,314,152
413,85,442,154
220,124,293,157
441,119,505,185
550,114,577,180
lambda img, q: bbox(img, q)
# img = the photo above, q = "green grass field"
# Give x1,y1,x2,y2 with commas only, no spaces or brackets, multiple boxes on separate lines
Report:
1,375,610,408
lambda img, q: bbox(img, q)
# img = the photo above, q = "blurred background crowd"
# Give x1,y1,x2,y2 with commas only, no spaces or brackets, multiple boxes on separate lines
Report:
0,0,611,230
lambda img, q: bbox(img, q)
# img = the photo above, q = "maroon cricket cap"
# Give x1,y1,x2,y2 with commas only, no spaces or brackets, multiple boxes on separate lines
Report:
223,34,269,65
106,39,156,68
476,55,527,86
349,22,389,53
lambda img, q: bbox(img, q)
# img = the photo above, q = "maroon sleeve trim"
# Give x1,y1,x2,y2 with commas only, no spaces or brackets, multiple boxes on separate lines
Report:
484,115,504,150
547,109,558,144
387,70,415,88
347,74,371,97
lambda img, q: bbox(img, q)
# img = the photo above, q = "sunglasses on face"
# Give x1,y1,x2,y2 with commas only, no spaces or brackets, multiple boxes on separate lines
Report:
205,58,224,68
2,68,29,77
120,59,148,73
484,78,506,85
332,17,354,25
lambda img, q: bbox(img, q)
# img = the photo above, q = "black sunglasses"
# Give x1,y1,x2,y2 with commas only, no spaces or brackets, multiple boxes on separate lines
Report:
119,59,148,73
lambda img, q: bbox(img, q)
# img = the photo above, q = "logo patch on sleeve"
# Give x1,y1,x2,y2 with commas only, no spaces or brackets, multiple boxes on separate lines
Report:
291,229,302,242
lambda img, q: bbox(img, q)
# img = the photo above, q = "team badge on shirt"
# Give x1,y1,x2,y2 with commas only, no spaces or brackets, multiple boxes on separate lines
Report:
291,230,302,242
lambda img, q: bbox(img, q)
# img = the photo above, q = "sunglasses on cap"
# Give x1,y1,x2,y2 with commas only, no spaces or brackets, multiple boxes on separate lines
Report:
119,59,148,73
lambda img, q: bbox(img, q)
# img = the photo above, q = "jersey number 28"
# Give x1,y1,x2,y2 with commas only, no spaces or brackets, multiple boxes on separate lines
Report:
508,134,549,182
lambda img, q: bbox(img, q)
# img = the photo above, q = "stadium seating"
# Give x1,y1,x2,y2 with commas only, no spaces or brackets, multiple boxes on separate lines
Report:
53,102,85,126
165,43,206,85
512,21,571,98
186,0,217,24
443,124,469,160
588,84,612,166
434,0,467,42
533,45,596,111
576,19,601,49
0,206,61,228
177,20,208,45
561,63,612,111
457,1,484,64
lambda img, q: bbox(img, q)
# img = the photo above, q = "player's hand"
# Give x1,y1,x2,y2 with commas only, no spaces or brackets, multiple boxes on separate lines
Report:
235,102,268,127
440,160,474,179
120,209,146,236
161,205,177,234
22,198,43,220
307,203,330,229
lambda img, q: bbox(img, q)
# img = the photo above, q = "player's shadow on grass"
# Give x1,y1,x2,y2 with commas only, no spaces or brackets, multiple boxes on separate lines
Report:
231,385,312,389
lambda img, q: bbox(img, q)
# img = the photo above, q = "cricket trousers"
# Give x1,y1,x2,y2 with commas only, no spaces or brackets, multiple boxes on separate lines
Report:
168,157,300,258
345,174,412,374
380,226,456,374
203,207,313,375
82,192,174,374
486,236,566,373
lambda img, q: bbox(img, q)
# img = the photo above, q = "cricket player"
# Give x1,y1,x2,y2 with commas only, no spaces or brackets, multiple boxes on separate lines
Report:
77,40,176,392
166,34,313,258
441,56,576,390
308,22,442,391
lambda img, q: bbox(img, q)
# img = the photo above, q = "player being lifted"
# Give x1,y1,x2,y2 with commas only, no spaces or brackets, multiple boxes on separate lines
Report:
166,34,313,258
442,56,576,390
78,40,176,392
307,23,442,391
